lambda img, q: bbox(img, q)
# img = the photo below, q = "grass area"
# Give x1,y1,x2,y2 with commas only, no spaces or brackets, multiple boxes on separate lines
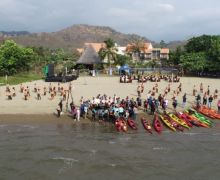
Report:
0,72,43,86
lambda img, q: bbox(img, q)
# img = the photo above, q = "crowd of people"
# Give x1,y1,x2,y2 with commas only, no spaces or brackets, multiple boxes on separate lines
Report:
65,80,219,123
68,94,139,123
1,76,220,120
3,82,72,102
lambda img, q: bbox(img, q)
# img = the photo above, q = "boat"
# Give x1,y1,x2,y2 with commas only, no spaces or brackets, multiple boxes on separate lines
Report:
153,114,163,133
197,105,220,119
188,109,212,127
159,115,176,132
166,111,190,129
141,117,153,134
183,111,210,128
127,118,138,130
115,118,127,132
163,114,184,132
115,119,122,131
176,112,193,127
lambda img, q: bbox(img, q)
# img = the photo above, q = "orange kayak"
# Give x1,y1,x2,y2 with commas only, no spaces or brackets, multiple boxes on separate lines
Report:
196,105,220,119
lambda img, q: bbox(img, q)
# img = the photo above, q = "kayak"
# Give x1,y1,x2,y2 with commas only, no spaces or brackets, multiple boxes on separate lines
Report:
153,114,163,133
188,109,212,127
159,115,176,132
166,111,190,129
127,118,138,130
181,112,202,127
115,119,122,131
183,111,210,128
115,118,128,132
141,117,153,134
163,114,184,132
198,105,220,119
176,112,193,127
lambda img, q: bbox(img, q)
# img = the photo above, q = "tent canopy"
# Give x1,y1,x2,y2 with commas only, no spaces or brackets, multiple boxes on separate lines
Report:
119,64,131,75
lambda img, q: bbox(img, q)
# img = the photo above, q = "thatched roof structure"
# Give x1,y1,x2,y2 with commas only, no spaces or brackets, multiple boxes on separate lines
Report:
76,45,102,65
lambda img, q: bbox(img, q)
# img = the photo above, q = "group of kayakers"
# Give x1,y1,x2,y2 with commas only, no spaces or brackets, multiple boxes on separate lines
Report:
69,94,139,123
194,83,218,109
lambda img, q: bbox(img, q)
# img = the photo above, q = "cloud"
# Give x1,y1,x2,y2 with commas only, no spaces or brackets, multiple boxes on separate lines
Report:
158,3,175,12
0,0,220,41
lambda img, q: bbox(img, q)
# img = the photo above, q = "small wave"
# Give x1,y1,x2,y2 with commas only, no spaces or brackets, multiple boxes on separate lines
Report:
119,137,131,141
108,141,116,144
90,149,98,154
109,163,117,167
182,132,201,136
0,124,9,128
7,130,11,134
153,147,168,151
21,125,38,129
52,156,79,175
212,133,220,136
52,157,79,163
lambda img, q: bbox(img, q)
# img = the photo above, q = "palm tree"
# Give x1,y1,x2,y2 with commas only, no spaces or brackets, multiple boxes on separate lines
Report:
99,38,118,70
127,39,146,62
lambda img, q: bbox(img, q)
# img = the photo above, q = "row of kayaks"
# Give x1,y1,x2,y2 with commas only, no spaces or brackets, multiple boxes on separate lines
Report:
115,114,163,134
115,106,220,133
193,105,220,119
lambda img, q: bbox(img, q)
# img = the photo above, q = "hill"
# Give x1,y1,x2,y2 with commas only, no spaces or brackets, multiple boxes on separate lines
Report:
0,24,152,52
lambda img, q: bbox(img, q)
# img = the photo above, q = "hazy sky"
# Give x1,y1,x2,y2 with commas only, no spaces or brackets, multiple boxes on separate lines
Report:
0,0,220,42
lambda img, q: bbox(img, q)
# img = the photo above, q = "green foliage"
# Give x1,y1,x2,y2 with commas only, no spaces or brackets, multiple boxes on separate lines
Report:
99,38,118,67
160,40,167,48
0,40,34,75
185,35,214,53
0,72,42,85
180,52,207,72
170,35,220,74
169,46,183,66
31,46,79,73
115,54,131,66
0,40,79,76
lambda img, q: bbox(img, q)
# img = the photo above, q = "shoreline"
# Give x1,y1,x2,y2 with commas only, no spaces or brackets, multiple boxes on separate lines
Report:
0,112,152,124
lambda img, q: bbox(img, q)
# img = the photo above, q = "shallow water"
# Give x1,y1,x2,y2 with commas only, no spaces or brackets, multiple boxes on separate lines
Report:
0,120,220,180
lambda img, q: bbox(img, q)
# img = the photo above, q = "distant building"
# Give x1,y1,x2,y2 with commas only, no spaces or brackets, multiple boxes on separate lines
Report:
125,42,169,61
76,42,169,63
77,42,126,64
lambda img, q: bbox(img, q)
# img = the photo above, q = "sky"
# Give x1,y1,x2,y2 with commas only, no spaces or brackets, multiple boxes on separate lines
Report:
0,0,220,42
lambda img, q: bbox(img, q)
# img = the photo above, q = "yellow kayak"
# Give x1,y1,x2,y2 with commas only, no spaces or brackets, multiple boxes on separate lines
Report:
166,112,190,129
159,115,176,132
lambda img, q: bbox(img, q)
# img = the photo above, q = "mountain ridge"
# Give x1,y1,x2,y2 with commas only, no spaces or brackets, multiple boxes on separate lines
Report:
0,24,185,51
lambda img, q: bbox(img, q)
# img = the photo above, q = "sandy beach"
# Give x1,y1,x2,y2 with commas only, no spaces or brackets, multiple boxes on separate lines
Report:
0,76,219,115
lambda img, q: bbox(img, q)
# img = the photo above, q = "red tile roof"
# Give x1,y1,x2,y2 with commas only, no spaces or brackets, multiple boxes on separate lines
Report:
84,43,106,53
161,48,169,54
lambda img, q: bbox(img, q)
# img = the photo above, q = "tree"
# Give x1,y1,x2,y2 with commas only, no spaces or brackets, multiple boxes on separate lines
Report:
180,52,207,73
115,54,130,66
99,38,118,68
160,40,167,48
169,46,184,66
128,40,145,61
0,40,34,75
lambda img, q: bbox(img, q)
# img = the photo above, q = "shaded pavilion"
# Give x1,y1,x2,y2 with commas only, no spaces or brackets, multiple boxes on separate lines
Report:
76,45,102,70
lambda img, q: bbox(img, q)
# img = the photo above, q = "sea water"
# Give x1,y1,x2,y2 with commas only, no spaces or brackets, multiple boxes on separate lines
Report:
0,121,220,180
